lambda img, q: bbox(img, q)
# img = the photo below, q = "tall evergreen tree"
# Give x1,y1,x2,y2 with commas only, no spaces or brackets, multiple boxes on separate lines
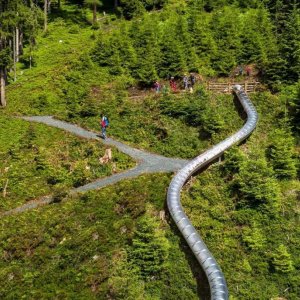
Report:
236,158,280,213
268,128,297,179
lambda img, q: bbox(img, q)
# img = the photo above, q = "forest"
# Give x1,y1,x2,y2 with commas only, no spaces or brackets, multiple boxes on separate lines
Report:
0,0,299,299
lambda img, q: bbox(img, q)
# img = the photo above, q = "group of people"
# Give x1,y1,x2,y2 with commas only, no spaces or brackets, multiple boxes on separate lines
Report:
237,65,252,77
101,74,198,138
153,73,197,94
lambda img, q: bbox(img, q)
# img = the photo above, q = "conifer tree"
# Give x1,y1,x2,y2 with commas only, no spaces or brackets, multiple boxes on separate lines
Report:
108,250,146,299
236,158,280,212
239,8,277,67
272,244,294,273
268,128,297,179
210,7,241,75
129,213,169,279
130,17,160,84
174,15,198,72
0,0,41,106
188,11,217,74
159,25,186,78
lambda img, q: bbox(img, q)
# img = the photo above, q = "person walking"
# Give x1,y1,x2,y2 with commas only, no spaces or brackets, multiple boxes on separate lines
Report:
101,115,109,139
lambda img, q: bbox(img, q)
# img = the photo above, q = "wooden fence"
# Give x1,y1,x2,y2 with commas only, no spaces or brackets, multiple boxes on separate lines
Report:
207,81,259,93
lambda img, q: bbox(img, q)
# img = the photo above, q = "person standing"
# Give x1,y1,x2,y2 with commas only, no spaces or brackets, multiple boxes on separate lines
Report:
245,65,252,76
189,73,196,93
101,115,109,139
170,77,177,92
183,74,189,90
153,80,161,93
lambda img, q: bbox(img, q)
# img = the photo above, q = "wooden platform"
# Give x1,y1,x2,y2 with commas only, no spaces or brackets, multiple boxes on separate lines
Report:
207,81,259,93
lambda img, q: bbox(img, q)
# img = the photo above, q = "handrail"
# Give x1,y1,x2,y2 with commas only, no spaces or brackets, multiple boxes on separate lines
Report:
167,85,258,300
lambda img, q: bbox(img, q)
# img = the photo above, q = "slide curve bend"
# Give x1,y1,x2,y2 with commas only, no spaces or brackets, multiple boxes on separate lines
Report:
167,85,258,300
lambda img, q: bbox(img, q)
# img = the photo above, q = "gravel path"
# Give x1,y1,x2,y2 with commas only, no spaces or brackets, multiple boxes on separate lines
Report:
2,116,188,216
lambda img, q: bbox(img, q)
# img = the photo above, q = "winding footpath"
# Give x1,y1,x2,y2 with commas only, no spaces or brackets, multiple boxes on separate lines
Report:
2,116,188,216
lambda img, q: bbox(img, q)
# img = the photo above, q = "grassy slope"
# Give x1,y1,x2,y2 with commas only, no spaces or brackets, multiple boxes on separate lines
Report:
0,2,299,300
0,116,134,212
0,175,200,299
0,5,134,211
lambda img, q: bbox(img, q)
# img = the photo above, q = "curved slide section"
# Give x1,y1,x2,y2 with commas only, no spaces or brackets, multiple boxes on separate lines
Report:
167,85,258,300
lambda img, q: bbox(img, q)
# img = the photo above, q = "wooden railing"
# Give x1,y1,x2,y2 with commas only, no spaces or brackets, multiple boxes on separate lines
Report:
207,81,259,93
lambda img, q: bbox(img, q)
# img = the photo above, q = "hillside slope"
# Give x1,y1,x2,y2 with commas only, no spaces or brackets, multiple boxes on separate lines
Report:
1,1,299,299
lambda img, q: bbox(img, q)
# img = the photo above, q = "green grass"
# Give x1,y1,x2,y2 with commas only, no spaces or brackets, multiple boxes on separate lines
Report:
0,174,200,300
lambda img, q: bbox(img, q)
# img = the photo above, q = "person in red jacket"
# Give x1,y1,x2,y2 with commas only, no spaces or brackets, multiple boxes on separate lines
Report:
169,77,177,92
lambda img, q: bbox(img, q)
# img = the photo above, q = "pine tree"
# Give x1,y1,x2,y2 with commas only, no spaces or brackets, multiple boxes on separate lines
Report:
159,24,186,78
268,128,297,179
188,11,217,74
279,4,300,83
210,6,242,75
236,158,280,212
239,8,278,67
0,0,41,106
130,16,160,84
128,213,169,279
108,250,146,300
272,244,294,273
243,223,266,250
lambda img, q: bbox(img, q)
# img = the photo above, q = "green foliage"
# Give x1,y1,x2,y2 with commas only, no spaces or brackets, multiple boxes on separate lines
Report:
108,250,146,300
267,128,297,179
91,4,284,83
128,209,170,280
236,158,280,212
2,2,300,300
281,81,300,134
242,224,266,250
223,147,245,175
0,175,198,299
271,244,294,273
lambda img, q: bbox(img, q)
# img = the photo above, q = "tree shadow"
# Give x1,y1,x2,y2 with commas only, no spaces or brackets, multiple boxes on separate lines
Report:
232,92,247,121
48,3,91,26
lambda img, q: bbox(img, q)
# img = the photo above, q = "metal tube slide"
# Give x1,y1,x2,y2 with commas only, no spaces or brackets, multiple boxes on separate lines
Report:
167,85,258,300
